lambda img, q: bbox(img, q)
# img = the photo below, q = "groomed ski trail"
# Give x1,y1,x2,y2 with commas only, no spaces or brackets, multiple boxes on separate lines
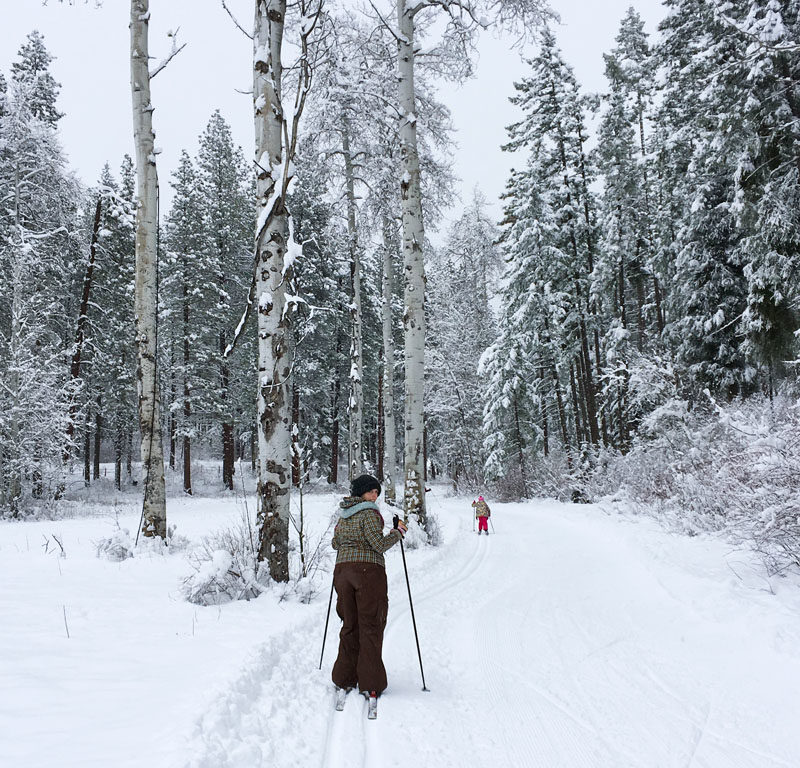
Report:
187,496,800,768
320,512,492,768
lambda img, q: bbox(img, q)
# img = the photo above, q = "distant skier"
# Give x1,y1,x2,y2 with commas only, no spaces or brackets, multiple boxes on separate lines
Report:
472,495,491,535
331,473,407,712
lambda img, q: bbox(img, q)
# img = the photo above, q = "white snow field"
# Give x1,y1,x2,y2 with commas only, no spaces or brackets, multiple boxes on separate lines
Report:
3,487,800,768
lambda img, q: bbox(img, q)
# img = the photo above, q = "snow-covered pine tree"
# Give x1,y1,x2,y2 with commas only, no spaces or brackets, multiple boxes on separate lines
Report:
196,111,253,489
595,9,659,446
715,0,800,392
427,192,500,490
285,143,344,487
504,27,603,450
96,157,137,490
10,31,64,126
0,34,80,515
163,152,206,494
657,0,754,397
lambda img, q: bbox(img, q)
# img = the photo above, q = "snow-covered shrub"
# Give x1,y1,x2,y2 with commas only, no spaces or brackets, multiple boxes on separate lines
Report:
490,448,586,503
401,510,441,549
95,526,134,561
182,514,267,605
591,392,800,573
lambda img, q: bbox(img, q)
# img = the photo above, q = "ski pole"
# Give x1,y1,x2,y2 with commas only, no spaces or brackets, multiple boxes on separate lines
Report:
318,575,335,670
394,515,429,692
489,516,495,533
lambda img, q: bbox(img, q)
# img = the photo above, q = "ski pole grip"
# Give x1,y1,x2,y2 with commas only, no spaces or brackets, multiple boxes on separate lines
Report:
392,514,400,530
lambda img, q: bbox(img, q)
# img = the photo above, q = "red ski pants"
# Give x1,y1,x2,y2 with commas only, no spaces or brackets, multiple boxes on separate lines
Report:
477,516,488,532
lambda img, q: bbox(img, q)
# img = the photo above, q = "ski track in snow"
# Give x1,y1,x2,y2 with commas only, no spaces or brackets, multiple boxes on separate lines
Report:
183,497,800,768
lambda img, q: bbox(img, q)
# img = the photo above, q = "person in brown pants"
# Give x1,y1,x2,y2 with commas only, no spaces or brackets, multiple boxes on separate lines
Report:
331,474,407,698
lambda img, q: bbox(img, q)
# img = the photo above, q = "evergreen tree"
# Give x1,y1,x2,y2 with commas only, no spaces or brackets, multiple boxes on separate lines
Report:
503,28,603,449
195,111,253,490
0,37,79,514
163,152,207,493
595,9,659,445
10,31,63,125
427,192,500,489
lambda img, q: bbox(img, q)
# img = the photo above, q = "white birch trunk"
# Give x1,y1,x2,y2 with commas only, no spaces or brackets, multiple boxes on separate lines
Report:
381,215,398,504
130,0,166,539
254,0,291,581
397,1,427,529
342,121,363,482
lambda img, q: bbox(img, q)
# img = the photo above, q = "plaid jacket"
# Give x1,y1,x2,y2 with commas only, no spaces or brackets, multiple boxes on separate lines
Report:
331,498,402,567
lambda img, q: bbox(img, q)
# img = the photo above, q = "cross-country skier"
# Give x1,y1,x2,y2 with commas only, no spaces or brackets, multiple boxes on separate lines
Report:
472,495,491,535
331,473,407,711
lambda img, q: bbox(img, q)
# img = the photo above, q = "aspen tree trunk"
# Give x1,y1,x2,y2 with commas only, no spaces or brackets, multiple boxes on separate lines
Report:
253,0,291,581
130,0,166,539
381,216,398,504
342,122,363,481
397,0,427,529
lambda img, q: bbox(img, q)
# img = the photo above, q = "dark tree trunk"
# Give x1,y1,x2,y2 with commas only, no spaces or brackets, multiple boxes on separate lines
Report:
114,426,123,490
183,434,192,495
329,373,340,485
221,328,234,490
513,396,528,497
222,421,235,491
377,367,384,481
66,197,102,457
550,363,573,471
93,395,102,480
168,354,176,471
423,420,428,483
569,360,583,446
541,398,549,458
84,413,91,487
653,274,665,335
292,383,301,487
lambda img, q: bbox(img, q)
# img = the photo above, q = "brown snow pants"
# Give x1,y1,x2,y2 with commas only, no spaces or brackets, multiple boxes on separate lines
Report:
331,562,389,695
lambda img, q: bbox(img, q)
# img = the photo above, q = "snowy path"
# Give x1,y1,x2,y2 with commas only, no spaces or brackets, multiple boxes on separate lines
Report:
186,496,800,768
357,500,800,768
4,492,800,768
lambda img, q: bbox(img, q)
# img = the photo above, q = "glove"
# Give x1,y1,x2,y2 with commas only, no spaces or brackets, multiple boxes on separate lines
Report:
392,515,408,536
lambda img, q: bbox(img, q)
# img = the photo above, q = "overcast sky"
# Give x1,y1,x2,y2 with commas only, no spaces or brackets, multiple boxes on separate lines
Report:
1,0,666,231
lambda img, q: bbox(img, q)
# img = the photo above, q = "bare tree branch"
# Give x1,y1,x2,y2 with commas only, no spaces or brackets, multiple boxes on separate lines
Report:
221,0,254,40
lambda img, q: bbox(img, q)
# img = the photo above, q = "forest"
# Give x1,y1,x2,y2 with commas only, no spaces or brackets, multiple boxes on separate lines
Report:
1,0,799,578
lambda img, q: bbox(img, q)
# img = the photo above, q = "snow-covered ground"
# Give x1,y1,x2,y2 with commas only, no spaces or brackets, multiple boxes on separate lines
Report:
3,485,800,768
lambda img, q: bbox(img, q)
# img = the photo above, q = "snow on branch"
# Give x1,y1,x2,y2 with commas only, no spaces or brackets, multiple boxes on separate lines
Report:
149,29,187,79
711,5,800,54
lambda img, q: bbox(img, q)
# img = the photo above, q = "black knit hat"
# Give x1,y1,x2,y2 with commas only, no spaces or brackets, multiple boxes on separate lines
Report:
351,473,381,498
